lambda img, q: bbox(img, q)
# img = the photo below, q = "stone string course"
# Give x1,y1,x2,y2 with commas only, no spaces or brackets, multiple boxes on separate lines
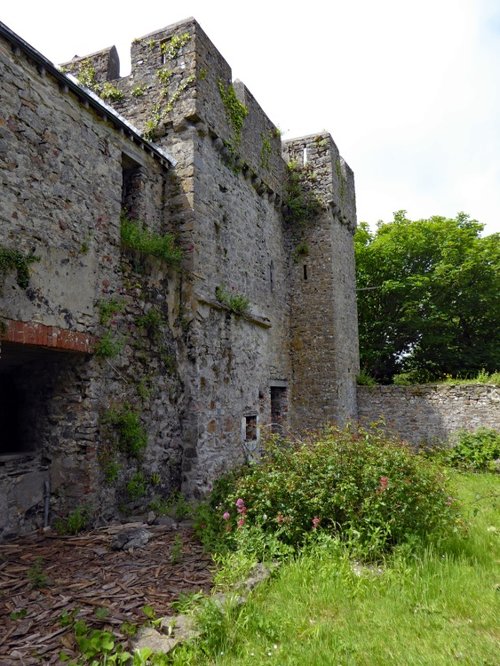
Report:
357,384,500,445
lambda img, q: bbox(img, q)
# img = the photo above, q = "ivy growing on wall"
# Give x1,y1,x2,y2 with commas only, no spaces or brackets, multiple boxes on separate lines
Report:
217,79,248,149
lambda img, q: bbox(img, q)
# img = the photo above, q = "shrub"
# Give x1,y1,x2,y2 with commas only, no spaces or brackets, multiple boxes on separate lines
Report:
201,426,460,557
445,428,500,472
120,217,183,268
356,370,377,386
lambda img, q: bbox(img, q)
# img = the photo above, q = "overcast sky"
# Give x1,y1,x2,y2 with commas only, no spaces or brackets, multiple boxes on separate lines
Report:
2,0,499,235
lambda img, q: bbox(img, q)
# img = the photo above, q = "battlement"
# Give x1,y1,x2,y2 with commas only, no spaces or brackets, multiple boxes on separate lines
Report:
284,133,356,233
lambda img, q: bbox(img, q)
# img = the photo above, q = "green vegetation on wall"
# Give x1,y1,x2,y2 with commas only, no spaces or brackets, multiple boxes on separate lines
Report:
120,217,183,268
217,80,248,148
215,285,250,316
283,161,322,227
0,246,39,292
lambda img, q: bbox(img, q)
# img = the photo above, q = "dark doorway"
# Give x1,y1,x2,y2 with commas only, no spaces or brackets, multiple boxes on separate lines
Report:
0,342,78,457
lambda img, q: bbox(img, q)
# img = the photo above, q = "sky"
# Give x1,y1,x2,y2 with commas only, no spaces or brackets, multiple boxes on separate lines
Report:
2,0,500,235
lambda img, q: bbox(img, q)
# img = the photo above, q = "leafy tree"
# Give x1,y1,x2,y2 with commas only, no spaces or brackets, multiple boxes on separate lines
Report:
354,211,500,383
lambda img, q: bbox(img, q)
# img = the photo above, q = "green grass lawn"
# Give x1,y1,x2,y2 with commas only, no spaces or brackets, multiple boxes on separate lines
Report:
189,472,499,666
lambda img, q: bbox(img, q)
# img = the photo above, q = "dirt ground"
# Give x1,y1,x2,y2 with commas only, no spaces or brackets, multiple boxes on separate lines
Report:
0,522,212,664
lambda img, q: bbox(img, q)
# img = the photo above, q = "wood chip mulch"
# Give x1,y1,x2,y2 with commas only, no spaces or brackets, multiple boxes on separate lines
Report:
0,522,213,664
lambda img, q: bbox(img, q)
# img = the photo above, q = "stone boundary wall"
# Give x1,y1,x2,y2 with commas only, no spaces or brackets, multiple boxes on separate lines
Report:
357,384,500,445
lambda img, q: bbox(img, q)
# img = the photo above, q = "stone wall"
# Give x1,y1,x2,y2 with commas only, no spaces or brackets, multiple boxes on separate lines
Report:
0,27,184,539
358,384,500,445
285,135,359,429
1,16,360,536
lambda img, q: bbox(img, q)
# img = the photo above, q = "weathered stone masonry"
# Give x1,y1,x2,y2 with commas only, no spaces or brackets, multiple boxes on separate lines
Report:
0,17,359,538
358,385,500,445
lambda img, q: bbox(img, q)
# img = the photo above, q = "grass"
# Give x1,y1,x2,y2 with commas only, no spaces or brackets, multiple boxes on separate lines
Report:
181,471,499,665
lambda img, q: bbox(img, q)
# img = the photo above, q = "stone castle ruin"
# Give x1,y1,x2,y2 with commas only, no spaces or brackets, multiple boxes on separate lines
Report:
0,18,359,539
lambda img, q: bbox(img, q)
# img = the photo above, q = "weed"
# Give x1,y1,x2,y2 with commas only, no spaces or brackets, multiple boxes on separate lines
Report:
103,406,147,457
94,331,124,359
9,608,27,620
136,308,163,340
260,132,272,169
171,590,205,614
0,246,39,293
98,297,124,326
54,506,90,535
103,459,121,483
160,32,191,61
120,217,183,268
149,491,192,519
131,84,147,97
100,82,124,101
357,370,377,386
126,470,148,500
94,606,110,621
292,240,309,262
76,60,97,90
156,68,173,84
120,621,138,637
59,608,79,627
170,534,183,564
28,557,49,589
215,285,250,316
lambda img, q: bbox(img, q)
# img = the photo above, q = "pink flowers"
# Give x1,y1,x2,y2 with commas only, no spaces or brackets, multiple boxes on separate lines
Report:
378,476,389,492
312,516,321,529
236,498,247,515
222,511,230,521
235,498,247,528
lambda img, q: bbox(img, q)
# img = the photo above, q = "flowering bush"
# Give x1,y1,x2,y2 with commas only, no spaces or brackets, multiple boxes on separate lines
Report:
203,426,461,556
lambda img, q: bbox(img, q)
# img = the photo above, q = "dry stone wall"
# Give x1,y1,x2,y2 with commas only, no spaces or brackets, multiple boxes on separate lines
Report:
358,384,500,445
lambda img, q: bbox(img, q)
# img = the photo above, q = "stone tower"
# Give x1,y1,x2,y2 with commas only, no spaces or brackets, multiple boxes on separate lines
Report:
62,17,360,495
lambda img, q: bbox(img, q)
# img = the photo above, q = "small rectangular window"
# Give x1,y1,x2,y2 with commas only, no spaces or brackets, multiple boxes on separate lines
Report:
303,264,308,281
245,415,257,441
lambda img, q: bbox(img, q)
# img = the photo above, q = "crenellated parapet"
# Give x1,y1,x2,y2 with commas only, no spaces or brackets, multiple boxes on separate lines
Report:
284,133,357,233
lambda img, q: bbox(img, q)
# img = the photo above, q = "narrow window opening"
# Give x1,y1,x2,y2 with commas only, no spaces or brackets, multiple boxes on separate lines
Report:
303,147,308,166
160,42,167,65
270,260,274,292
245,415,257,441
122,154,143,220
303,264,308,281
270,386,287,434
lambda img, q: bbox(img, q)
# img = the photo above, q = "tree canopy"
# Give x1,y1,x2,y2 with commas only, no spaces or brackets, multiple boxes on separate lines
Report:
354,211,500,383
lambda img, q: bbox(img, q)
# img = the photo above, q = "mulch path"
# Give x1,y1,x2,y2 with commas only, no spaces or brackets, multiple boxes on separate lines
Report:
0,522,213,664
